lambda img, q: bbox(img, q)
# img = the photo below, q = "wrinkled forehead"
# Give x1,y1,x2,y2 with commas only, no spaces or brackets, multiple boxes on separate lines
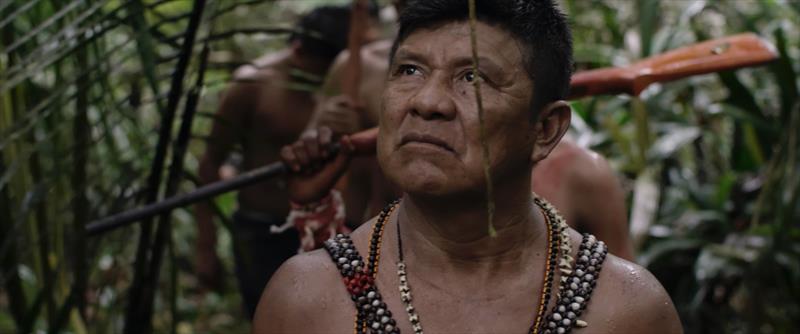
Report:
391,21,527,72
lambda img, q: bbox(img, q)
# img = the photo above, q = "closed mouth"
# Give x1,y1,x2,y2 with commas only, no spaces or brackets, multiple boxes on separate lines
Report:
400,133,455,153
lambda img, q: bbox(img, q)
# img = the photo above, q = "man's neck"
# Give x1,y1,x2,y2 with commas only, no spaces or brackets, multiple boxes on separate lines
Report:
397,183,548,271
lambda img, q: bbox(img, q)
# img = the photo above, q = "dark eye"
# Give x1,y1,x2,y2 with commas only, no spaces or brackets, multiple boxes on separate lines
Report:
464,70,476,83
397,64,420,76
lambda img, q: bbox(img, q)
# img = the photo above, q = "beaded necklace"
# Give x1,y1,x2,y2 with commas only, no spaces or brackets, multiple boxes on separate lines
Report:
393,198,564,334
324,200,400,334
325,196,606,334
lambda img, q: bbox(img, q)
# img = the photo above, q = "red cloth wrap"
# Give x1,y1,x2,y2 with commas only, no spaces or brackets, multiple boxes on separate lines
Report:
287,190,350,252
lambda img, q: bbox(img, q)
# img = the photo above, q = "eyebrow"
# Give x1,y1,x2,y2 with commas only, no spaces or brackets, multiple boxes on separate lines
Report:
391,49,427,65
451,56,503,74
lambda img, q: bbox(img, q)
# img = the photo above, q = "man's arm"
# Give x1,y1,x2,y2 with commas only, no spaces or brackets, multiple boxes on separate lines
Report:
252,251,351,333
306,50,365,134
571,148,635,261
194,81,257,288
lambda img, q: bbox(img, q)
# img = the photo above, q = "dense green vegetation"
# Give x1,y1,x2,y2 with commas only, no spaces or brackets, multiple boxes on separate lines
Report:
1,0,798,333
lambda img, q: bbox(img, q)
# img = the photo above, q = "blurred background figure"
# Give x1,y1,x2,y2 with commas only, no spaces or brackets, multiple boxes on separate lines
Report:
193,5,355,319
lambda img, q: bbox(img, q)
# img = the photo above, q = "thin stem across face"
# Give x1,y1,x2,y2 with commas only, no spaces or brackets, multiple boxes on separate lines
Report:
467,0,497,237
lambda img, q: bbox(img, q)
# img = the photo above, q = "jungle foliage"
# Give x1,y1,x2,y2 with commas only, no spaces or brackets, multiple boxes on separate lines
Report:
0,0,798,333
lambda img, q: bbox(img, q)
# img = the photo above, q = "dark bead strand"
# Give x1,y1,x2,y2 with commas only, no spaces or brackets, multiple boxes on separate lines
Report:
365,200,401,333
367,199,400,278
542,234,607,334
529,199,560,334
324,224,400,333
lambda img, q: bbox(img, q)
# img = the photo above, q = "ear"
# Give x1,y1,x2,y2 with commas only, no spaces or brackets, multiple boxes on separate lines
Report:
531,100,571,164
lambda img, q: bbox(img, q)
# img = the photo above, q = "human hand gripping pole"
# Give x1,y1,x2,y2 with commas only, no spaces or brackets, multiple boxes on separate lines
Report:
282,126,376,205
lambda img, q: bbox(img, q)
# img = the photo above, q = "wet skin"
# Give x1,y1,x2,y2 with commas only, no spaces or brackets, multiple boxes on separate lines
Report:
255,21,681,333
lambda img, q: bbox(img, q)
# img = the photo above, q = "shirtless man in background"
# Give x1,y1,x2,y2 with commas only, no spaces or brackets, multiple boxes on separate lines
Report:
306,0,634,260
193,5,354,318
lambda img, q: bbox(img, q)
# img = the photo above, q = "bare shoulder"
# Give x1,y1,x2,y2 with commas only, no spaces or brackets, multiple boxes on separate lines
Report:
224,64,281,110
558,229,680,332
252,250,352,333
234,51,288,82
252,218,381,333
553,140,624,210
551,140,614,184
232,63,281,84
329,39,392,74
585,253,682,333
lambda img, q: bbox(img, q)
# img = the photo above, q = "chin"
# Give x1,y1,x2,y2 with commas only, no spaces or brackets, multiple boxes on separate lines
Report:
381,156,455,195
378,139,478,196
400,177,452,197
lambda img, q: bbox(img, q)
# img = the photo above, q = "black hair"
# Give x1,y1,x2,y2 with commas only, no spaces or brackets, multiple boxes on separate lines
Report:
289,6,352,61
368,0,380,18
390,0,573,118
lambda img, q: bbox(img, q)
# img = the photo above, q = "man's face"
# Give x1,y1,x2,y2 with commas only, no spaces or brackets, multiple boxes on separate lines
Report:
378,21,536,197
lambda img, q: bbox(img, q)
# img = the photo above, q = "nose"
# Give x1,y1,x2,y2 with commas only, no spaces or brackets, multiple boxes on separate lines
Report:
408,76,457,121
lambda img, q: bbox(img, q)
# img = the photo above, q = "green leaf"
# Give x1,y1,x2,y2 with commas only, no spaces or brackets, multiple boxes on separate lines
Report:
638,0,660,57
766,23,799,124
714,171,735,209
648,124,700,161
639,238,704,267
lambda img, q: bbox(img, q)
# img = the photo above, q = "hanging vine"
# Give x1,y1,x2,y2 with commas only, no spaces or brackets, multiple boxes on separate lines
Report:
467,0,496,236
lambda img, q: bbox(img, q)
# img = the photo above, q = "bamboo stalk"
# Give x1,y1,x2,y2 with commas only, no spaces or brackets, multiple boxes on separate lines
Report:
0,20,30,333
123,0,207,332
146,40,212,334
0,139,28,334
45,29,72,324
10,67,45,334
69,27,90,322
29,131,55,327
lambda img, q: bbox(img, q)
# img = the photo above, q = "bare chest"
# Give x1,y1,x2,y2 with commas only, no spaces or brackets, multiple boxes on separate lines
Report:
310,274,623,334
315,275,551,333
388,283,544,333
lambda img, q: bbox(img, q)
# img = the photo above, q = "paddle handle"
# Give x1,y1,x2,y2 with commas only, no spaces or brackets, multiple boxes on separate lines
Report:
568,33,777,99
